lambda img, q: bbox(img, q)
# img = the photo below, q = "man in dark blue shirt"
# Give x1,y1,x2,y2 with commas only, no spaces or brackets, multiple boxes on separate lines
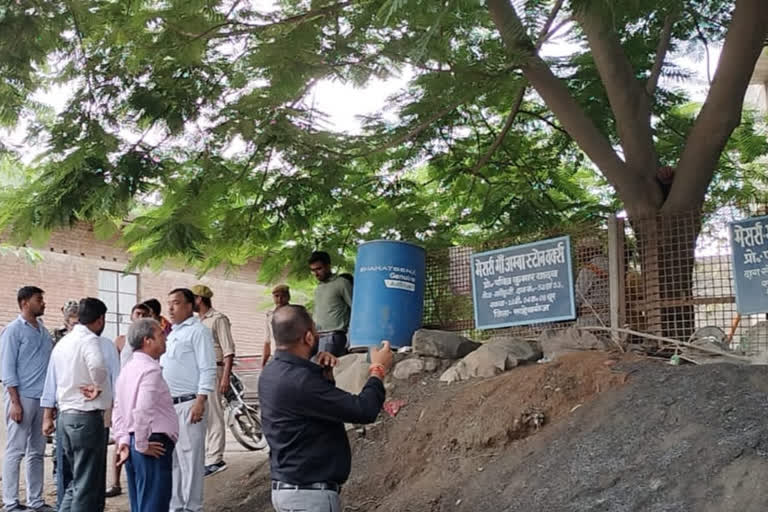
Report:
259,305,392,512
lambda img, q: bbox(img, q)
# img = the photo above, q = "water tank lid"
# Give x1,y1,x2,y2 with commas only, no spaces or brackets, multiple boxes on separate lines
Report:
357,239,425,251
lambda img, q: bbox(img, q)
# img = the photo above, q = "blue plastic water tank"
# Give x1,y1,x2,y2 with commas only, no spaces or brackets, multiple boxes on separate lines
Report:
348,240,426,349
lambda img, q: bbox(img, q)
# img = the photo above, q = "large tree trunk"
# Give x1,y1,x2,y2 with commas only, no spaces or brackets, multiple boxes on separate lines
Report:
632,212,702,341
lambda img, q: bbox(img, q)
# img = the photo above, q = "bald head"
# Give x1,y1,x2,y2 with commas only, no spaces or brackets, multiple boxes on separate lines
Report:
272,305,315,348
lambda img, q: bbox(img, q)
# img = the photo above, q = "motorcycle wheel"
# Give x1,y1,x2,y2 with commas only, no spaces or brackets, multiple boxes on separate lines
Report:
227,403,268,451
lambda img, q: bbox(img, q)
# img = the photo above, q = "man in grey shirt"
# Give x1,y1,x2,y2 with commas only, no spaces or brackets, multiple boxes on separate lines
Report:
309,251,353,357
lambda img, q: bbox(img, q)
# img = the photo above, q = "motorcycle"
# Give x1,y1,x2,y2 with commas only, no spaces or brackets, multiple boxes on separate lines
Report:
225,370,268,451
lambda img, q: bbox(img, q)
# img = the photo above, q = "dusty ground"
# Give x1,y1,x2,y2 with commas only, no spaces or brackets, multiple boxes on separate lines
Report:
0,393,268,511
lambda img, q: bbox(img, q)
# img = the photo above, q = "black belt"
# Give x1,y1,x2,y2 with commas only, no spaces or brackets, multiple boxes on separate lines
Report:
62,409,103,416
318,331,347,336
272,481,341,493
172,394,197,405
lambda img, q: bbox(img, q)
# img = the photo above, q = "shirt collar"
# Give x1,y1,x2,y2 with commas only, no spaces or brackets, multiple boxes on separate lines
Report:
132,351,158,365
17,314,42,330
274,350,322,371
201,308,217,320
172,315,198,330
72,324,96,337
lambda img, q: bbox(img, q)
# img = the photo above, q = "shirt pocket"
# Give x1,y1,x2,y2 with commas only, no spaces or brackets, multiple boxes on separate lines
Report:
169,338,194,360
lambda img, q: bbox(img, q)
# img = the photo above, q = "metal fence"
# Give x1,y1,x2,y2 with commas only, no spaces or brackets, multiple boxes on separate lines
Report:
423,221,611,340
423,205,768,354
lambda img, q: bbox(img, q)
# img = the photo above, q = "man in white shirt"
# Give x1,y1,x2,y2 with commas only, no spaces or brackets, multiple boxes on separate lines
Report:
161,288,216,512
40,312,120,511
41,298,109,512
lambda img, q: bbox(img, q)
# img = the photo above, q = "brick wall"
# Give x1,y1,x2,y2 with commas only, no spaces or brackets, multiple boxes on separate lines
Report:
0,224,269,356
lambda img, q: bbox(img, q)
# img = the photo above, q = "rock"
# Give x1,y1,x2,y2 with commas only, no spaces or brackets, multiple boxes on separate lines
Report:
393,357,425,380
438,338,541,383
742,321,768,357
412,329,481,359
334,353,369,394
486,336,542,363
538,327,610,361
439,364,463,383
422,357,441,373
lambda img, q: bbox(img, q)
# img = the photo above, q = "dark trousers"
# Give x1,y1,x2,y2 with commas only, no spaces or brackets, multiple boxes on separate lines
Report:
125,433,175,512
57,410,107,512
318,332,348,357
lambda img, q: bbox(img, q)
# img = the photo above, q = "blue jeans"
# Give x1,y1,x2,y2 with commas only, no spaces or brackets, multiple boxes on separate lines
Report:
125,433,175,512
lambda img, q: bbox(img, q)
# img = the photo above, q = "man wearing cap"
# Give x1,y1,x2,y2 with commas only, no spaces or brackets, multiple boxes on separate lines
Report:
190,284,236,478
262,285,291,368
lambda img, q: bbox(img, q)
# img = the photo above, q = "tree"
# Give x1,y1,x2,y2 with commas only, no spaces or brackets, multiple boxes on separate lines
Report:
0,1,766,333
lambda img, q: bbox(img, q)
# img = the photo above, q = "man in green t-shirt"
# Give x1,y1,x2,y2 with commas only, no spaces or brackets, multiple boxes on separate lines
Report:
308,251,353,356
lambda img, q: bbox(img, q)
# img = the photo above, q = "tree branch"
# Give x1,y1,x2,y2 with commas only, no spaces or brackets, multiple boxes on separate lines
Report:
469,0,564,174
205,1,352,40
356,99,466,157
664,0,768,214
575,8,657,176
646,12,677,96
487,0,657,212
518,109,569,135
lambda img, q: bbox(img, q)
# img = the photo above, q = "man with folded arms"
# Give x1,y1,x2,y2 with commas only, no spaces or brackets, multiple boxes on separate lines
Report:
259,305,393,512
161,288,216,512
41,298,109,512
113,318,179,511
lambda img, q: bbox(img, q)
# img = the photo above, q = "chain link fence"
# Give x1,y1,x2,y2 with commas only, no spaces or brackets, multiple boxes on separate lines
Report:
423,222,611,340
423,205,768,354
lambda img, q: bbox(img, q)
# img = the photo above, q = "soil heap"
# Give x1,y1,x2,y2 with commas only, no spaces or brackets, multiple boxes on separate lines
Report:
223,352,768,512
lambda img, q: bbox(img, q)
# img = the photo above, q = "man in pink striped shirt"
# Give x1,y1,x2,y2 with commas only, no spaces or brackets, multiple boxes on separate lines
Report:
112,318,179,512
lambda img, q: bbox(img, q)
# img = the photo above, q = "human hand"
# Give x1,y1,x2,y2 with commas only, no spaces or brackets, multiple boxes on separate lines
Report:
218,374,230,395
80,385,102,401
190,398,206,424
9,401,23,423
370,341,393,372
139,441,167,458
116,445,130,466
315,352,338,368
42,416,55,436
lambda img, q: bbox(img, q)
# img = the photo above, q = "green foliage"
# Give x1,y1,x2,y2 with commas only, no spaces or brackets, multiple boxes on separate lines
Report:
0,0,764,278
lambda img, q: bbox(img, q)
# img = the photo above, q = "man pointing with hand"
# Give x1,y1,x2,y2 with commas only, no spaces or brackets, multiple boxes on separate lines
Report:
259,305,393,512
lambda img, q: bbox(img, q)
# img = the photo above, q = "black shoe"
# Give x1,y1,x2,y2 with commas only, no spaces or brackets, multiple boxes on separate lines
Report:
105,485,122,498
204,461,228,478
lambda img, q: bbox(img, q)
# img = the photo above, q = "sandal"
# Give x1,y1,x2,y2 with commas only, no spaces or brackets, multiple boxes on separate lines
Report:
105,485,122,498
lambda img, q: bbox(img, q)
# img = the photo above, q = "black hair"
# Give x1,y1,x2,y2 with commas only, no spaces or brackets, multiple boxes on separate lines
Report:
17,286,44,307
308,251,331,266
272,305,314,347
169,288,195,305
131,303,151,315
142,298,162,316
78,297,108,325
201,296,212,308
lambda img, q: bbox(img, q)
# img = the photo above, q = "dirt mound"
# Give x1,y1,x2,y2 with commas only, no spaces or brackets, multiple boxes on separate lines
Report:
227,353,768,512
